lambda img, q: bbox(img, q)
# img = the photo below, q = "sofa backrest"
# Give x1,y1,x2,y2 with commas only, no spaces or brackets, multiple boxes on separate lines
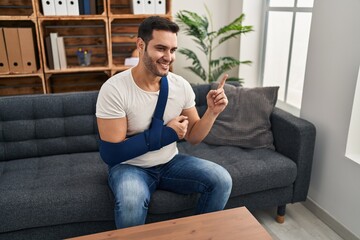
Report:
191,84,211,117
0,84,213,162
0,91,99,162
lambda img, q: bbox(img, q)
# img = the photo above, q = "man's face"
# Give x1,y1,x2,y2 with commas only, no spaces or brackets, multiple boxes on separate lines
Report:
142,30,177,77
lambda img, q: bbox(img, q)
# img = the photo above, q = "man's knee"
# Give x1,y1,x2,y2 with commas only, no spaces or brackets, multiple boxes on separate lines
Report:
210,165,233,194
109,167,151,210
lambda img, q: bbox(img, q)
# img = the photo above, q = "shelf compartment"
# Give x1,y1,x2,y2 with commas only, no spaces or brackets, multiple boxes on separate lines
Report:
35,0,106,17
108,0,171,17
39,19,109,71
0,75,45,96
108,0,132,15
110,18,142,67
0,0,34,17
46,71,108,93
0,20,42,74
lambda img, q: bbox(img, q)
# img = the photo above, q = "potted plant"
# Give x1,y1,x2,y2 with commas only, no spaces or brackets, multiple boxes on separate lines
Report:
176,8,253,85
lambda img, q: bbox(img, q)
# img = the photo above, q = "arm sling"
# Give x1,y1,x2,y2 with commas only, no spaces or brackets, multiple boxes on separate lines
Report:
99,76,179,167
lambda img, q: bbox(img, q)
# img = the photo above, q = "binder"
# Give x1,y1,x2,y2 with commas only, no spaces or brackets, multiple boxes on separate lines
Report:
57,36,67,69
41,0,56,16
144,0,155,14
45,36,54,69
50,33,61,70
0,28,10,74
155,0,166,14
131,0,145,14
18,28,37,73
78,0,84,15
55,0,68,15
83,0,91,14
66,0,80,15
3,28,24,73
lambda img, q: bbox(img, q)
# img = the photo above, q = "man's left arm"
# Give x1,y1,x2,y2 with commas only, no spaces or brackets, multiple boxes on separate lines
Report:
183,74,228,145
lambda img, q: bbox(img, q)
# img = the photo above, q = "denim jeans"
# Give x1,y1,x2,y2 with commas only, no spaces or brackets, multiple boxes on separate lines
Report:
108,154,232,229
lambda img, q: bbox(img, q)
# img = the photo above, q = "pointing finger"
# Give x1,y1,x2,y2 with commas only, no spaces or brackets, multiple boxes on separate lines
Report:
217,74,228,89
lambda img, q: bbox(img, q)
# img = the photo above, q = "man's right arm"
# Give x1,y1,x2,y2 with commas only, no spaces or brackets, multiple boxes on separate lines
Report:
97,117,127,143
96,116,181,167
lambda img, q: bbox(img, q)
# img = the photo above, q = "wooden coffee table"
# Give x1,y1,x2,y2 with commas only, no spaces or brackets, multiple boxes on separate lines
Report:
68,207,272,240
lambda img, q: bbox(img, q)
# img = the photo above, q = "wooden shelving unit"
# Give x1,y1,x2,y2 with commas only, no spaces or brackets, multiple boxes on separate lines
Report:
0,0,45,96
0,0,172,95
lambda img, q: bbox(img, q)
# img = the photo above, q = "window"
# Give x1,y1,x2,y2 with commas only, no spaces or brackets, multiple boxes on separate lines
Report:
261,0,313,109
346,66,360,165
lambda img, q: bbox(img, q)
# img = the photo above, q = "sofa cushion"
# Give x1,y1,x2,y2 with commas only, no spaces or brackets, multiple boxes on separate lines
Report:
0,152,114,233
204,84,279,149
0,92,99,162
178,142,297,198
147,142,296,214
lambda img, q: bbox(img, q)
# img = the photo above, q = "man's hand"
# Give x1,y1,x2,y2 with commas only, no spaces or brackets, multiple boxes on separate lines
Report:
166,115,189,139
206,74,229,115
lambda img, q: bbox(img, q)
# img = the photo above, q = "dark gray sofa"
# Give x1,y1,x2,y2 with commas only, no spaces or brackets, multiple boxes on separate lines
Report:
0,84,316,240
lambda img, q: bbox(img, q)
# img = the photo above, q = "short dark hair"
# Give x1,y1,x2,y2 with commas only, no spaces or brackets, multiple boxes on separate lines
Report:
138,16,179,45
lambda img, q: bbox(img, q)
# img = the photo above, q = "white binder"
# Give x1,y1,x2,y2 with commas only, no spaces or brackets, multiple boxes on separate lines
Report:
66,0,80,15
155,0,166,14
55,0,68,15
41,0,56,16
50,33,60,70
144,0,155,14
57,36,67,69
131,0,145,14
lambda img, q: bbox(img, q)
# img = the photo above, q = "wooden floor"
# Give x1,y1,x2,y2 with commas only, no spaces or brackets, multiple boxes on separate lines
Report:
252,203,344,240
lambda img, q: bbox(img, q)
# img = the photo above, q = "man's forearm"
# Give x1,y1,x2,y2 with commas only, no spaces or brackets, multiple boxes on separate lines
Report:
100,124,179,167
186,108,219,145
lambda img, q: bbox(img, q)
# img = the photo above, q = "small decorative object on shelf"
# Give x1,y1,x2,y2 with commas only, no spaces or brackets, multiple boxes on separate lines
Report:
77,48,92,66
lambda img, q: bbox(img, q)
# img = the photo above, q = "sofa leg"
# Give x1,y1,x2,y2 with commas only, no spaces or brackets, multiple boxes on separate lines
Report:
276,205,286,223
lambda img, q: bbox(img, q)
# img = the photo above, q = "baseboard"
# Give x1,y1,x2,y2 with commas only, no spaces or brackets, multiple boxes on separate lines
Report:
303,197,360,240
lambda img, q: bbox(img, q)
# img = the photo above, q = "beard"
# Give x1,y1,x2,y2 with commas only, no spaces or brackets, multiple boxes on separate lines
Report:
143,50,172,77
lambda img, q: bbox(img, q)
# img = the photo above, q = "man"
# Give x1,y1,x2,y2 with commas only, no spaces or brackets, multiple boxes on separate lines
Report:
96,16,232,229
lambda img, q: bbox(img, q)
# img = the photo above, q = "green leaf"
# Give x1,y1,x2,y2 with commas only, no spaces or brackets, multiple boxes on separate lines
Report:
209,57,242,82
178,48,207,81
176,11,209,41
217,14,246,35
218,26,253,45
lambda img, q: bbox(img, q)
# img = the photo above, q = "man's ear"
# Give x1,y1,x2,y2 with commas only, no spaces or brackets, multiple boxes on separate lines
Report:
137,38,145,51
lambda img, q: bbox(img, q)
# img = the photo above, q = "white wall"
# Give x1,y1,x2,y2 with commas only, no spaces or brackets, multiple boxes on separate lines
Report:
171,0,243,84
239,0,264,88
300,0,360,237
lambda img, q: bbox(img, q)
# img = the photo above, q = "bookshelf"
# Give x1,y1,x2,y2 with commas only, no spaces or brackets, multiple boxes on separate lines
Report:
0,0,45,96
0,0,172,96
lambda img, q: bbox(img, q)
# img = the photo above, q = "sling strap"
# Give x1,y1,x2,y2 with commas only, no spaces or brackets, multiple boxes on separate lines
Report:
99,76,179,168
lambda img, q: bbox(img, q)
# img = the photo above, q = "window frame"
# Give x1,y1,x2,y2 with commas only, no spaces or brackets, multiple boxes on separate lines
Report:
260,0,313,113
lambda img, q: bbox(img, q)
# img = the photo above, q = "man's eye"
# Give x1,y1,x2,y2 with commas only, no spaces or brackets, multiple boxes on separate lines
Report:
171,49,177,53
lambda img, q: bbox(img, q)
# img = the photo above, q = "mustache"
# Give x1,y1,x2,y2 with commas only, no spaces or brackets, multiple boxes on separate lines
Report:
158,58,172,64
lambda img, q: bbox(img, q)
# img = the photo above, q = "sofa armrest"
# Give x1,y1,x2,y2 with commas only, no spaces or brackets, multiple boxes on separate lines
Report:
270,107,316,203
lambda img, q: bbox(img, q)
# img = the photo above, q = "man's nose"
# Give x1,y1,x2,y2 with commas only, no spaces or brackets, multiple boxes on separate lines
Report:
163,50,172,61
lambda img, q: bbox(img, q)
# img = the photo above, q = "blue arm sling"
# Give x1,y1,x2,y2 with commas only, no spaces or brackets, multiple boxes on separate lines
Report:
99,76,179,167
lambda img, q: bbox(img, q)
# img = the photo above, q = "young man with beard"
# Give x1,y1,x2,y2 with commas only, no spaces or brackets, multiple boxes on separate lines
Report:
96,16,232,229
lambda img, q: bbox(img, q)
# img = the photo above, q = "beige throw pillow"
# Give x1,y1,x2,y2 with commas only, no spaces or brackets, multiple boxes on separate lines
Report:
203,83,279,149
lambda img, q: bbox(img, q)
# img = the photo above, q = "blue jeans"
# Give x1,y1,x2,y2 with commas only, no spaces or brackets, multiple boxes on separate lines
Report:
108,154,232,229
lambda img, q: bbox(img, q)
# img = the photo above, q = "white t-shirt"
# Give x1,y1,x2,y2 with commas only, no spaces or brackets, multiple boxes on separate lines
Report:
96,69,195,167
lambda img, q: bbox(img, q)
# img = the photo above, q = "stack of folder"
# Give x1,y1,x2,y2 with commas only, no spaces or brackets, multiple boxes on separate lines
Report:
41,0,98,16
131,0,166,14
45,33,68,70
0,28,37,74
